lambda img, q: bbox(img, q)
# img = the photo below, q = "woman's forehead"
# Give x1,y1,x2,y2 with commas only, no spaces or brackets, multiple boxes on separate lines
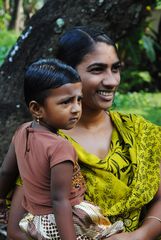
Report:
80,42,119,65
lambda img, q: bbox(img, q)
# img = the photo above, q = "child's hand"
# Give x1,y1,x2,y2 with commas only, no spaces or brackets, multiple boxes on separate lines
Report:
0,199,9,224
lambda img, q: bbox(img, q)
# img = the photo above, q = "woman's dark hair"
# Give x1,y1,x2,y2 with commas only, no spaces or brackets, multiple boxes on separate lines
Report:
24,58,80,106
56,26,118,68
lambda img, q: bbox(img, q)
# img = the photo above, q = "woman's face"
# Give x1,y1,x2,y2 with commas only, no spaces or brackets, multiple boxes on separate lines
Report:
76,42,121,111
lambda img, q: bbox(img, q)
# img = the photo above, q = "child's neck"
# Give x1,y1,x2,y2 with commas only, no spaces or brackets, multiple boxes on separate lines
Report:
32,120,58,134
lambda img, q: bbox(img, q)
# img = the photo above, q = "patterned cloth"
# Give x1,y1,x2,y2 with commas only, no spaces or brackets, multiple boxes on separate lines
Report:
59,111,161,232
0,199,9,224
19,201,124,239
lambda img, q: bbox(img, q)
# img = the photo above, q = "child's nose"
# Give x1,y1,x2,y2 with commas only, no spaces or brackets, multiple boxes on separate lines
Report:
71,102,81,113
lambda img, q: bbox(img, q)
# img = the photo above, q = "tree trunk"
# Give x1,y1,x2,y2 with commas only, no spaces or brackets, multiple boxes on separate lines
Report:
3,0,10,12
8,0,24,32
0,0,156,163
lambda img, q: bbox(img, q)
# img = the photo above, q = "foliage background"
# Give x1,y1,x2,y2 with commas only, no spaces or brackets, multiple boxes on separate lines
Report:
0,0,161,125
0,1,160,237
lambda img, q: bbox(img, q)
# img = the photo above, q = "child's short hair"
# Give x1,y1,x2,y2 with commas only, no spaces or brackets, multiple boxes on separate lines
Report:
24,58,81,106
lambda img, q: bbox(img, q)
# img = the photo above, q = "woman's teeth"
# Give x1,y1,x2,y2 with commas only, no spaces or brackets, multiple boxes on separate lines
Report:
97,90,113,96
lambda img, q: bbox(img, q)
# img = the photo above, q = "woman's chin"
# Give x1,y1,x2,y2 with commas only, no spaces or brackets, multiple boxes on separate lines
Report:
99,100,114,111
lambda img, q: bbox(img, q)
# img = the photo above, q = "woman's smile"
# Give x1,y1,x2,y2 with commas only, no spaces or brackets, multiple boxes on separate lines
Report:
96,89,115,101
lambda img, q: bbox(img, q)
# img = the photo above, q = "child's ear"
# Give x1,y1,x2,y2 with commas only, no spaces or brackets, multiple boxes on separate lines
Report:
29,101,43,119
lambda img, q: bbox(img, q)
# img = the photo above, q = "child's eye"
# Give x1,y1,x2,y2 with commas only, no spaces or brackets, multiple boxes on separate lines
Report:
61,99,71,105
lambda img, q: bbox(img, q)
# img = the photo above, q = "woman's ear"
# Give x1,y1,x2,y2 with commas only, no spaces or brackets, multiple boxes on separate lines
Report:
29,101,43,120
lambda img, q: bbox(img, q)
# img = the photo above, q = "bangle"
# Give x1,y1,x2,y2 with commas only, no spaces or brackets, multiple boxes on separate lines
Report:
145,216,161,223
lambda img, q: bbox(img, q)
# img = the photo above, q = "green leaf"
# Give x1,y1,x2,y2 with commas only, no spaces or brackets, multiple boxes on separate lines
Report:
156,0,161,9
142,35,156,62
137,71,151,82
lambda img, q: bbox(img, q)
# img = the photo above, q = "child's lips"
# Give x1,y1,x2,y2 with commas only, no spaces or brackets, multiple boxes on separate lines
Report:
69,117,79,123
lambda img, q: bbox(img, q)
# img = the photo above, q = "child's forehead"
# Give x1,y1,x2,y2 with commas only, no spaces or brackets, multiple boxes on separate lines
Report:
48,82,82,97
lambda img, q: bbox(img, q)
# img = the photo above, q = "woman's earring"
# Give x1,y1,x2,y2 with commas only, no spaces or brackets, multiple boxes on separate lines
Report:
36,116,40,124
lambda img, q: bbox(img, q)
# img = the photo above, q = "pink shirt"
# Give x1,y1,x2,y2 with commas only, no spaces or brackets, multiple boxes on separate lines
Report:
12,122,85,215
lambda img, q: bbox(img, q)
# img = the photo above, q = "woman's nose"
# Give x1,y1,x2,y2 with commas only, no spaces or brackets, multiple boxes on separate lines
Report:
102,72,120,87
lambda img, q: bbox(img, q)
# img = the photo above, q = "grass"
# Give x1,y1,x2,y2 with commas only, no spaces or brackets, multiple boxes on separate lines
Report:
112,92,161,126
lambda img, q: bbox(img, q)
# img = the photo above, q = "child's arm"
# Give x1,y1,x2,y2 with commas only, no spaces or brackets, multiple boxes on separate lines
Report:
0,142,19,198
51,160,77,240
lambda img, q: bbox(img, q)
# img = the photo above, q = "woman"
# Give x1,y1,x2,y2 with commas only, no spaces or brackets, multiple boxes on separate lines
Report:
57,26,161,239
5,26,161,239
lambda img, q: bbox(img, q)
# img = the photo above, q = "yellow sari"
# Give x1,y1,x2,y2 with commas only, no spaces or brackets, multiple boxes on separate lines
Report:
59,111,161,232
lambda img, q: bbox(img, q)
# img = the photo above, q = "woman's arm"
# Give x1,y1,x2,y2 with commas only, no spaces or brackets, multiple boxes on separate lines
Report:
108,162,161,240
0,142,19,198
0,142,19,225
7,185,29,240
51,160,77,240
136,161,161,239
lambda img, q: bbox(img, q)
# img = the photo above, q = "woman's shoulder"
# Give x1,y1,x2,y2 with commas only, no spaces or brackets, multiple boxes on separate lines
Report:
109,110,161,137
109,110,159,126
109,111,143,126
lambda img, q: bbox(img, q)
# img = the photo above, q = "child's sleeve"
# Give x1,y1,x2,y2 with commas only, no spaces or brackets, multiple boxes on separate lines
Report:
49,139,77,168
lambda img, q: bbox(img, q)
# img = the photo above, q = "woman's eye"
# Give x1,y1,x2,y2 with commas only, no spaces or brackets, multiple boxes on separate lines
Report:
90,67,103,74
77,96,83,103
112,64,121,73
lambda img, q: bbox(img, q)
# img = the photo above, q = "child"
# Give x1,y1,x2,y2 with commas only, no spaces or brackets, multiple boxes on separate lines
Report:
0,58,123,240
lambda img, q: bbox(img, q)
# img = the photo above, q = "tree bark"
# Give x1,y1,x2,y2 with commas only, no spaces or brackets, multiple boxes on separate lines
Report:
8,0,24,31
3,0,10,12
0,0,156,163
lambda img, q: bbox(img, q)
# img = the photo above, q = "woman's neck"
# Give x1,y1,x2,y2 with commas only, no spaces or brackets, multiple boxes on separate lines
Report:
76,107,109,130
62,108,113,158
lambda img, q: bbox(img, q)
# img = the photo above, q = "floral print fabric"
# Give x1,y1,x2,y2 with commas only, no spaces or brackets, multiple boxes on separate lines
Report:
59,112,161,231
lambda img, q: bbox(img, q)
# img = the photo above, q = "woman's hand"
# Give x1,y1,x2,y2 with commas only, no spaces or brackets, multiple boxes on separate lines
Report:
106,229,150,240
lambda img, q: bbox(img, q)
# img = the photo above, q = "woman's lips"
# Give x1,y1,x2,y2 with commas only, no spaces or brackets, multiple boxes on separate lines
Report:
97,90,115,101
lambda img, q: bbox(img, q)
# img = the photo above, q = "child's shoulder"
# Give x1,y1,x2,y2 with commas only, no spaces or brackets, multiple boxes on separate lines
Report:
12,122,32,139
49,133,75,152
34,129,75,153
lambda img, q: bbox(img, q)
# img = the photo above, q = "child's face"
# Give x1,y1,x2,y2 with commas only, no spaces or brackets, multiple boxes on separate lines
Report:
40,82,82,130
